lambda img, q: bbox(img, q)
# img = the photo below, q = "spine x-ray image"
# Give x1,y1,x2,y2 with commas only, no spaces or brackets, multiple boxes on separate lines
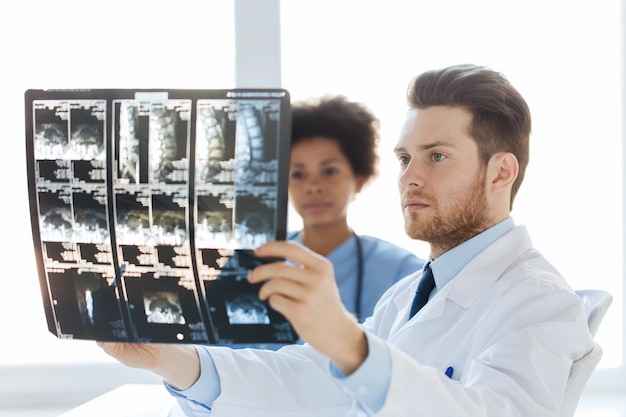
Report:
26,88,295,345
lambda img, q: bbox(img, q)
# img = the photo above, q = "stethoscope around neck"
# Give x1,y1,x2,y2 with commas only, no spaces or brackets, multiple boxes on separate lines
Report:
287,230,365,321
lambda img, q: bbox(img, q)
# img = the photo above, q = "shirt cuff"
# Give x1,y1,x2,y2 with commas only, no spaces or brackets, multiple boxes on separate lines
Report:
329,331,391,413
164,345,221,410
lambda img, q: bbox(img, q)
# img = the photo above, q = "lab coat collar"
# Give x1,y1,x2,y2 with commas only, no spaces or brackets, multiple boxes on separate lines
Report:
443,225,533,308
398,225,533,322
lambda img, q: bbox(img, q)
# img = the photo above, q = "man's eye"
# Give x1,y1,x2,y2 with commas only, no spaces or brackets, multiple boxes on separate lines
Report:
432,153,446,162
398,156,410,166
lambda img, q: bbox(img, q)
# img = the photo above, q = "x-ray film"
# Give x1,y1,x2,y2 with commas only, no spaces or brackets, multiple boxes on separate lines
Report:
25,88,296,345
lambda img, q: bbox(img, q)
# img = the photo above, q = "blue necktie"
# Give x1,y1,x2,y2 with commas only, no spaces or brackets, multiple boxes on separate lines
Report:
409,263,435,319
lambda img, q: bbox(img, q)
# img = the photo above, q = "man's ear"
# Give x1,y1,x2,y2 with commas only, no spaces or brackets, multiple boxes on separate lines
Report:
488,152,519,194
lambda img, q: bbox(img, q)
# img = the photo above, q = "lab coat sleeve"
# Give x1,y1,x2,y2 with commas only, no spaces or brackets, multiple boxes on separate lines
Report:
329,330,392,413
202,344,359,417
164,346,220,416
374,283,593,417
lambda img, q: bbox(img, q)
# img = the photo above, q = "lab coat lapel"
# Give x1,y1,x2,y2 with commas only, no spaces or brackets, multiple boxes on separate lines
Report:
445,225,533,308
391,225,533,335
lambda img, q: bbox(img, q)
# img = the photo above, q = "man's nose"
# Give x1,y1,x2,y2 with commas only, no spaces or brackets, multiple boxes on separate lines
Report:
398,161,424,189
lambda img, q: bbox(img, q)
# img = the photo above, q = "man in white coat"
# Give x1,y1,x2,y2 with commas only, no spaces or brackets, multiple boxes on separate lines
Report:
100,64,593,417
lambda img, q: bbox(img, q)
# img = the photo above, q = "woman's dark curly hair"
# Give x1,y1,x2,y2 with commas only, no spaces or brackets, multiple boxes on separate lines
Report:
291,95,380,182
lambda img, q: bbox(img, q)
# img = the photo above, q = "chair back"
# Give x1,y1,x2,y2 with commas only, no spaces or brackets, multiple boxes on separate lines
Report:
558,289,613,417
558,341,603,417
575,289,613,337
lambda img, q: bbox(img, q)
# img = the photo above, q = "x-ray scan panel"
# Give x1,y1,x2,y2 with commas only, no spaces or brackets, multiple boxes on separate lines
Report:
123,272,208,343
149,102,190,184
68,102,106,161
26,88,292,344
144,291,186,325
202,268,297,345
226,293,270,324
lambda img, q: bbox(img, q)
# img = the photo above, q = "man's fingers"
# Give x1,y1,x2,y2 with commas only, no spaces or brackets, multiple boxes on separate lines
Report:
254,240,327,269
257,275,307,302
248,260,305,286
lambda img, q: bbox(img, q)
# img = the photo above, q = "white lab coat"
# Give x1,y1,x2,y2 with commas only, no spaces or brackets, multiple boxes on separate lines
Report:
178,225,593,417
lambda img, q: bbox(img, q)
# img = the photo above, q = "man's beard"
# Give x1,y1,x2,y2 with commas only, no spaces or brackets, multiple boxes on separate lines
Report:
403,171,490,253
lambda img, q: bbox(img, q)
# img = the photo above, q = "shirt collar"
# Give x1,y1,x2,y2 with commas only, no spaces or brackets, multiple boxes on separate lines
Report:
430,217,515,293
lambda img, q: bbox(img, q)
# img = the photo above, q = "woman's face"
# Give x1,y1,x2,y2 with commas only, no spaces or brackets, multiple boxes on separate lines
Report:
288,137,364,229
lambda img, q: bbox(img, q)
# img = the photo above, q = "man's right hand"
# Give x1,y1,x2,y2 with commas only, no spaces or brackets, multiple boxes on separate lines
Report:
248,241,369,376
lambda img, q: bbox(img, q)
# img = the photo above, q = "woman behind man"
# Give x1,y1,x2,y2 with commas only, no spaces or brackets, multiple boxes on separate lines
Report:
287,95,424,322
